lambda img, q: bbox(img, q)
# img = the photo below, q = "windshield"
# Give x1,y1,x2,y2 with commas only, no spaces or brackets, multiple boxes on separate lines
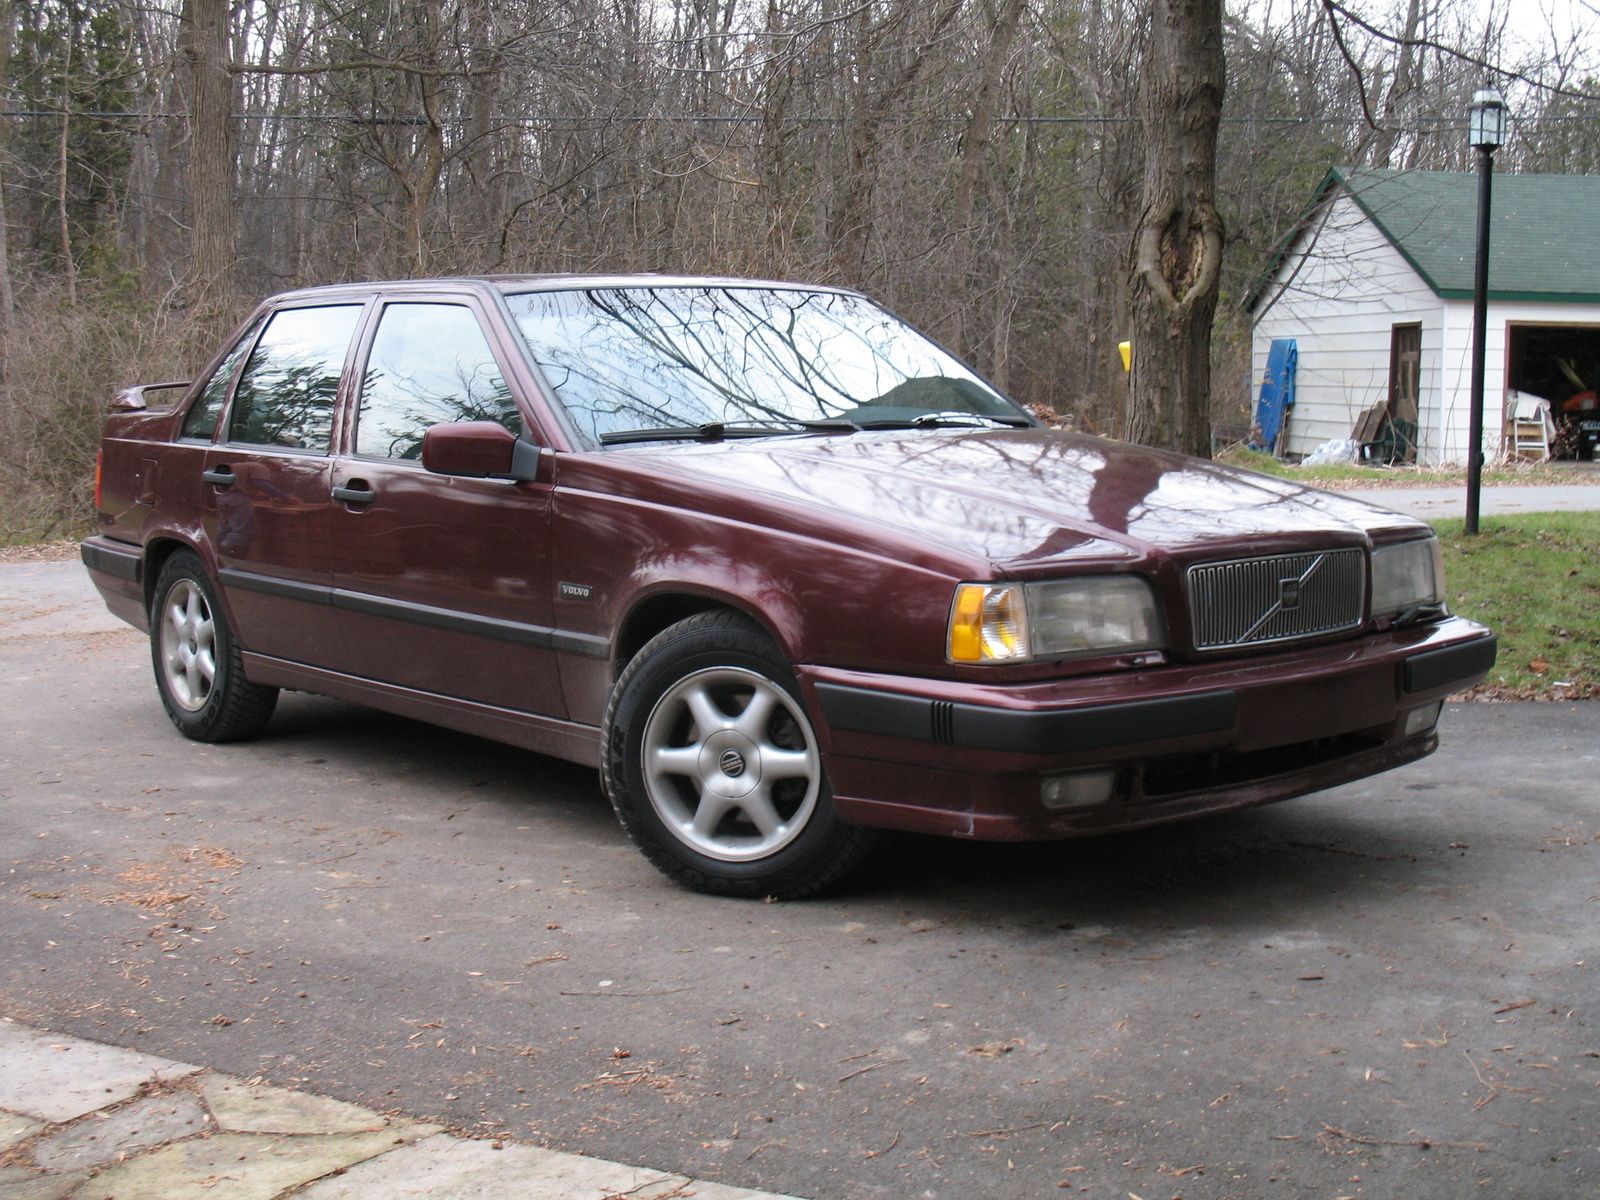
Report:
504,286,1026,446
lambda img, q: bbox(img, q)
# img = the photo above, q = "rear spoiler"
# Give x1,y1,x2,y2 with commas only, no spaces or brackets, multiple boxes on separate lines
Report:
111,381,192,412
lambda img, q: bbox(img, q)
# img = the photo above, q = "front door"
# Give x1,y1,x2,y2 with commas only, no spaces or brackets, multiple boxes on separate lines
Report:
1387,323,1421,463
324,298,565,718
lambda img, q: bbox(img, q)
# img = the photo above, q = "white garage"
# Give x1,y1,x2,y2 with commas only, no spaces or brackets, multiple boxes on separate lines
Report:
1244,167,1600,465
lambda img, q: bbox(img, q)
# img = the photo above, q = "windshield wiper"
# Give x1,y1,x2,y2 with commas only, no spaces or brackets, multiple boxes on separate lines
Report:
854,412,1033,431
599,418,859,445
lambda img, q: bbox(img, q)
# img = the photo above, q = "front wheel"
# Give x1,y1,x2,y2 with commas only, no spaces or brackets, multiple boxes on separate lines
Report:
149,551,278,742
602,612,874,898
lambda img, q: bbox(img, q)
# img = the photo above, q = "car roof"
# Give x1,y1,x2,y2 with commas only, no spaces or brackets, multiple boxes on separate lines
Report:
262,274,861,306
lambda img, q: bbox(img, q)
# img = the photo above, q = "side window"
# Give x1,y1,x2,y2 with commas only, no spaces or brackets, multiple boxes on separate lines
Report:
182,316,262,440
228,305,363,451
357,303,520,460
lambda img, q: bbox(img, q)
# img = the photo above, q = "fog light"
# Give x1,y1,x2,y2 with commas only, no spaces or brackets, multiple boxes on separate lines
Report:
1403,701,1443,738
1041,769,1118,811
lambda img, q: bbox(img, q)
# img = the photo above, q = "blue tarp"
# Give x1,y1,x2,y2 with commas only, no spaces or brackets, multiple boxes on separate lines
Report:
1251,338,1297,454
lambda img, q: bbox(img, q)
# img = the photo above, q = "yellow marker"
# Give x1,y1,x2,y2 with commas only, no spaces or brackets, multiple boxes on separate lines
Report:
1118,341,1132,373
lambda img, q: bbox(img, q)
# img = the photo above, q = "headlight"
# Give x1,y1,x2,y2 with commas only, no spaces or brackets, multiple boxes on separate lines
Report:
948,577,1165,663
1370,536,1445,618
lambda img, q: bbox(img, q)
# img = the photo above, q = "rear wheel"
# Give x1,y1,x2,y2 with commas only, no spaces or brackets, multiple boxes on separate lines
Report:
602,612,874,898
150,552,277,742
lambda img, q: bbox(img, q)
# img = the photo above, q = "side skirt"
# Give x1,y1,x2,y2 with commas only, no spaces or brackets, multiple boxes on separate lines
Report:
240,652,603,769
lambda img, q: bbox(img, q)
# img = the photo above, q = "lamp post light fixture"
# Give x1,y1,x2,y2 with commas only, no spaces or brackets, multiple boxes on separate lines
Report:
1464,85,1507,535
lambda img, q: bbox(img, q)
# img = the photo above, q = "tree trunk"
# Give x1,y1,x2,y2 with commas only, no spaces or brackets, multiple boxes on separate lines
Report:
0,169,12,384
1124,0,1225,458
1369,0,1421,167
828,0,962,281
948,0,1026,357
0,0,15,382
183,0,235,296
58,50,75,306
407,74,445,274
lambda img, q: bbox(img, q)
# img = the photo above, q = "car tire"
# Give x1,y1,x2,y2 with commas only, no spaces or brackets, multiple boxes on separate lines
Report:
149,551,278,742
602,611,875,899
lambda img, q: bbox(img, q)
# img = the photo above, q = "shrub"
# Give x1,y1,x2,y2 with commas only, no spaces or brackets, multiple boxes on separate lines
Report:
0,283,234,543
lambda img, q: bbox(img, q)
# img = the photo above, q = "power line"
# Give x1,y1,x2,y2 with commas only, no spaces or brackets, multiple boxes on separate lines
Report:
3,108,1597,128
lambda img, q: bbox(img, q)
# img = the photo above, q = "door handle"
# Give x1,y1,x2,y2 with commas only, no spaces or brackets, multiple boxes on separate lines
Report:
201,466,235,487
332,481,377,505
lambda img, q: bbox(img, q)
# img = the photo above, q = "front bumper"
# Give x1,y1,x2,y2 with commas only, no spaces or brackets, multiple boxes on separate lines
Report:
799,617,1495,840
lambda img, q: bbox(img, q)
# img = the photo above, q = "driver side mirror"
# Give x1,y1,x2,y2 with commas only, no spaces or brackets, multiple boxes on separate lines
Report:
421,421,542,483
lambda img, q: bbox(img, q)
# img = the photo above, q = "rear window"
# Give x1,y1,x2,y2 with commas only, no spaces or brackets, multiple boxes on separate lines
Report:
227,305,363,451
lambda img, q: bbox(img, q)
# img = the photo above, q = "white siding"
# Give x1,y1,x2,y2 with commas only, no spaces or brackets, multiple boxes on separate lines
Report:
1251,193,1443,459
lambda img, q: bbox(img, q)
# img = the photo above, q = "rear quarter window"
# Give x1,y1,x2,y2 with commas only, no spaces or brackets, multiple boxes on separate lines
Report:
182,316,263,441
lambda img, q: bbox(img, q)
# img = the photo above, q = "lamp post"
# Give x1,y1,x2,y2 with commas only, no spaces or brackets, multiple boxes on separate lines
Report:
1464,85,1507,535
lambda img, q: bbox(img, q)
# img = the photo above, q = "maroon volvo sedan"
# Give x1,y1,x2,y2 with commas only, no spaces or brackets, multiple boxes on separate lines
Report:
83,276,1496,897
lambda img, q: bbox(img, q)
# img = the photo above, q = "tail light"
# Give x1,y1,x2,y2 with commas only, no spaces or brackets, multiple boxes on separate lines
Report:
94,450,104,510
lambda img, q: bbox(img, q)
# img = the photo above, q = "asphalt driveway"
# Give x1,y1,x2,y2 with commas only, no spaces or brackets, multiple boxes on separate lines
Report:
2,560,1596,1200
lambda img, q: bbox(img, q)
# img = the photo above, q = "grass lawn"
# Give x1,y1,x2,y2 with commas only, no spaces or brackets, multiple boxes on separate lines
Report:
1435,512,1600,698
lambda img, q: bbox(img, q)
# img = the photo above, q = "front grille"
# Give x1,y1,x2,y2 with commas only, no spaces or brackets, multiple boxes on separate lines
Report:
1187,548,1365,651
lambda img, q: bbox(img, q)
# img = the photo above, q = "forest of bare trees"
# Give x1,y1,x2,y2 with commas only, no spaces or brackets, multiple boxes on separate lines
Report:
0,0,1595,536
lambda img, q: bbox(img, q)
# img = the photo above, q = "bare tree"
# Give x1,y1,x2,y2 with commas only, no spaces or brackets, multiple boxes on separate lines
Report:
1124,0,1225,456
182,0,236,298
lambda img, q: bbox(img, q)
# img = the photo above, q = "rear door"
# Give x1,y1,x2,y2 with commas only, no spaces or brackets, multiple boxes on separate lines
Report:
202,301,367,666
323,295,566,717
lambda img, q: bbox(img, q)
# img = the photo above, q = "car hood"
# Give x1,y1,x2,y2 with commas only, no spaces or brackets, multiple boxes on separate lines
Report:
595,429,1427,574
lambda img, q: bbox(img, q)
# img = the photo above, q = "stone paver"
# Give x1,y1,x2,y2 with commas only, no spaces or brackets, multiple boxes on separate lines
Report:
0,1022,199,1124
0,1167,92,1200
0,1112,45,1153
27,1090,210,1172
672,1185,799,1200
71,1129,428,1200
0,1020,802,1200
197,1075,396,1136
297,1135,687,1200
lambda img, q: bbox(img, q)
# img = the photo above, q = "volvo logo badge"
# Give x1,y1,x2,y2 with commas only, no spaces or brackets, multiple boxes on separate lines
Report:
719,749,747,778
1279,578,1302,610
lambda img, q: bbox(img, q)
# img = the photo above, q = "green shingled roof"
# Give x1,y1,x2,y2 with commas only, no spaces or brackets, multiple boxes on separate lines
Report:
1246,166,1600,310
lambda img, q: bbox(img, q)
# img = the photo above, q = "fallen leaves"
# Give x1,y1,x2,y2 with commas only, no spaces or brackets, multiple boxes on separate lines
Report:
577,1064,676,1097
104,846,244,912
837,1048,906,1083
1318,1123,1487,1153
967,1039,1022,1058
863,1130,900,1159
